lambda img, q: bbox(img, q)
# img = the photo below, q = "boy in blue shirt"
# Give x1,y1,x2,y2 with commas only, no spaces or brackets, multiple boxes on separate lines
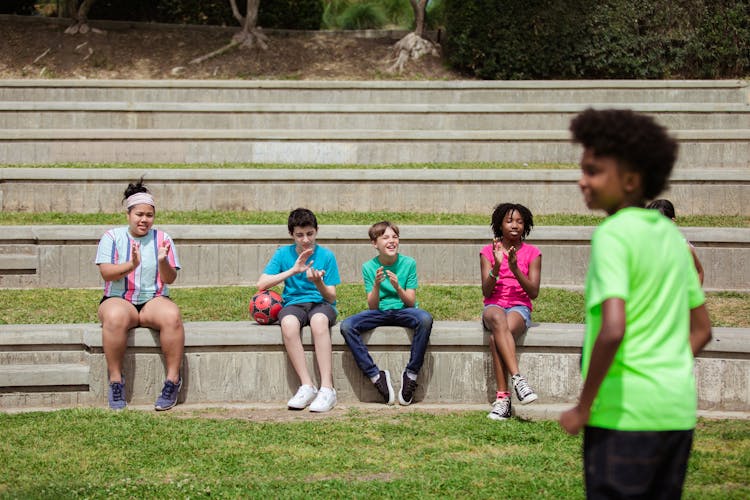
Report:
340,221,433,405
560,108,712,498
257,208,341,413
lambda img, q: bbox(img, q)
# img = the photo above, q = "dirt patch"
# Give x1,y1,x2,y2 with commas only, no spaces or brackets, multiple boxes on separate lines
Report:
160,403,485,422
0,16,467,81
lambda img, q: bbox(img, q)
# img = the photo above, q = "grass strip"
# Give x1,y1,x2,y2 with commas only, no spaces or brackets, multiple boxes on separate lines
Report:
0,286,746,327
0,409,746,498
0,211,746,228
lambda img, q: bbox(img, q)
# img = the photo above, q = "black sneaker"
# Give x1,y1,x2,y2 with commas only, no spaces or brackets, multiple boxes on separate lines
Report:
487,395,511,420
398,370,418,406
373,370,395,405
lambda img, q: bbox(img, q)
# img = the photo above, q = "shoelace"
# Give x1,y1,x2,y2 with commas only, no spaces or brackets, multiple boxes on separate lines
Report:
492,398,510,414
403,378,417,395
161,381,176,398
514,378,533,398
111,383,124,401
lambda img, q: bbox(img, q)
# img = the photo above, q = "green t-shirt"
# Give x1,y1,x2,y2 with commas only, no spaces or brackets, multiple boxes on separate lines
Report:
582,207,705,431
362,254,419,311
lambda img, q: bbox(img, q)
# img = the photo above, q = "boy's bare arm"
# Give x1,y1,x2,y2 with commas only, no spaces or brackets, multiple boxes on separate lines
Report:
689,304,712,356
559,298,625,435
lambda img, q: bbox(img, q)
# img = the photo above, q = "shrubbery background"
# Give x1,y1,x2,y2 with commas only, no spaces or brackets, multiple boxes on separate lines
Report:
444,0,750,79
2,0,747,78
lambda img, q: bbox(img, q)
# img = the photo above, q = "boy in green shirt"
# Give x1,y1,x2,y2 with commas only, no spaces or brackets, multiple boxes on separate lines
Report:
560,108,712,498
340,221,433,405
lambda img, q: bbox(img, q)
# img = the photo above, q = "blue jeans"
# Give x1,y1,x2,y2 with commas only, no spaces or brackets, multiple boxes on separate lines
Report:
340,308,433,379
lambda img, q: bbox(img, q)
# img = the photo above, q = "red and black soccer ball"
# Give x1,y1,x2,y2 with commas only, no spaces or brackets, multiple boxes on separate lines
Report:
249,289,283,325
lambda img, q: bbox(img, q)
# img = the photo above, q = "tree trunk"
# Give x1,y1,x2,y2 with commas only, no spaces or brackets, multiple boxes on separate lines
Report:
388,0,437,73
64,0,97,35
229,0,268,50
412,0,427,38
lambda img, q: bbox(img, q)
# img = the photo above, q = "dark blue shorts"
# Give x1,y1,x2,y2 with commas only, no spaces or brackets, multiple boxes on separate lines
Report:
584,426,693,499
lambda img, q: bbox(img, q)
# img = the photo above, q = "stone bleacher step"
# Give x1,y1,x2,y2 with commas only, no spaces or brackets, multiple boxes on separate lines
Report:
1,79,747,104
0,363,89,388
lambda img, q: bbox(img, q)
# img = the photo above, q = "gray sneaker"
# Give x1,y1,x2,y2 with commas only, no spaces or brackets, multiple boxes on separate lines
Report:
154,378,182,411
108,380,126,410
487,395,511,420
512,374,538,405
373,370,395,405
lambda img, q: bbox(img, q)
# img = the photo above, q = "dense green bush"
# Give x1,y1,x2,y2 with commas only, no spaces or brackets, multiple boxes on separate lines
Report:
87,0,322,29
0,0,37,15
444,0,749,79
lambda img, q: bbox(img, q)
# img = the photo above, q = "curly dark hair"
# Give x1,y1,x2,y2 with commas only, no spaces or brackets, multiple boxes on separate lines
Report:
287,207,318,234
122,176,149,202
646,198,676,219
491,203,534,240
570,108,678,200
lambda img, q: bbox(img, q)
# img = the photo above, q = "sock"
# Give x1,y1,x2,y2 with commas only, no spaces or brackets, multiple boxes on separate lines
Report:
406,370,418,381
370,374,380,384
496,391,510,400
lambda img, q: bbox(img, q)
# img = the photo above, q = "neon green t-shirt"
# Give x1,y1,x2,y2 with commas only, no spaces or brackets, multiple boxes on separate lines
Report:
362,254,419,311
582,207,705,431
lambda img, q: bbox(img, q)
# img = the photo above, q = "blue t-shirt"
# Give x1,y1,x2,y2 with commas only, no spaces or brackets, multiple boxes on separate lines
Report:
263,244,341,308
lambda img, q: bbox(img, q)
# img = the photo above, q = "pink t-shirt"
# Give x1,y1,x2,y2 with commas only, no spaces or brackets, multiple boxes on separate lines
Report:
480,242,541,310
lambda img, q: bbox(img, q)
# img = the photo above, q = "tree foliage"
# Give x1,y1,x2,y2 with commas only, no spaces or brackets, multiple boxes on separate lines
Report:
444,0,750,79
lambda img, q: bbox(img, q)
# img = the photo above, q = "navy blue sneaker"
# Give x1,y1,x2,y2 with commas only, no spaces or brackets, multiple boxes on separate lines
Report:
155,378,182,411
108,380,126,410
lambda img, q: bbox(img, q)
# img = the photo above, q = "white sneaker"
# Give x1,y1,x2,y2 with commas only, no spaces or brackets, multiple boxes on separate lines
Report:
309,387,337,413
287,384,317,410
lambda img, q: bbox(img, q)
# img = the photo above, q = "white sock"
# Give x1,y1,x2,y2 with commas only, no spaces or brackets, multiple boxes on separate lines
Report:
370,374,380,384
406,370,418,381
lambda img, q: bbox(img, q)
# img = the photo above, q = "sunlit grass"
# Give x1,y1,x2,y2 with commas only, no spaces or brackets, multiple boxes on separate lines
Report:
0,286,745,327
0,409,745,499
0,210,745,227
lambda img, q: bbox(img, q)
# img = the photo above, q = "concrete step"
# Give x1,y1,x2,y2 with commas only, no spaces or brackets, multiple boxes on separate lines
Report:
1,129,748,167
2,102,748,130
0,321,746,415
1,79,748,104
0,363,89,388
2,168,747,215
0,224,746,291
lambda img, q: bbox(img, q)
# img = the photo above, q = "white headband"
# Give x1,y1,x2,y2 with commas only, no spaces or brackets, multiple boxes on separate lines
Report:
125,192,155,209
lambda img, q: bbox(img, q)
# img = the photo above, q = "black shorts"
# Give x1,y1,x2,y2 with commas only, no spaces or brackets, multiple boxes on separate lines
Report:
278,302,337,327
99,296,171,313
584,426,694,499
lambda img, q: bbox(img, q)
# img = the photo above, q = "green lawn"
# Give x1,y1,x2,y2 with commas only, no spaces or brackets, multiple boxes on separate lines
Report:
0,409,747,499
0,210,746,228
1,286,747,327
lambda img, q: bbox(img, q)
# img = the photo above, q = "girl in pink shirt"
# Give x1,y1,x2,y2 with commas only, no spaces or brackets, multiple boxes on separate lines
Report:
480,203,542,420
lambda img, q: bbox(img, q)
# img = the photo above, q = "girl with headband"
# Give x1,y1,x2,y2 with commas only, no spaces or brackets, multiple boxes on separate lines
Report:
95,178,185,411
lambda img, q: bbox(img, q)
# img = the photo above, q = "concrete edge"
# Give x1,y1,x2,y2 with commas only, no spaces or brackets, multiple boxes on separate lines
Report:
2,168,749,182
3,128,750,140
1,322,746,355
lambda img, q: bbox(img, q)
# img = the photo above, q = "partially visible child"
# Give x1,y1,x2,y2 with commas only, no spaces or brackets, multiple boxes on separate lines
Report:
257,208,341,413
560,108,712,498
340,221,433,405
647,198,705,285
480,203,541,421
